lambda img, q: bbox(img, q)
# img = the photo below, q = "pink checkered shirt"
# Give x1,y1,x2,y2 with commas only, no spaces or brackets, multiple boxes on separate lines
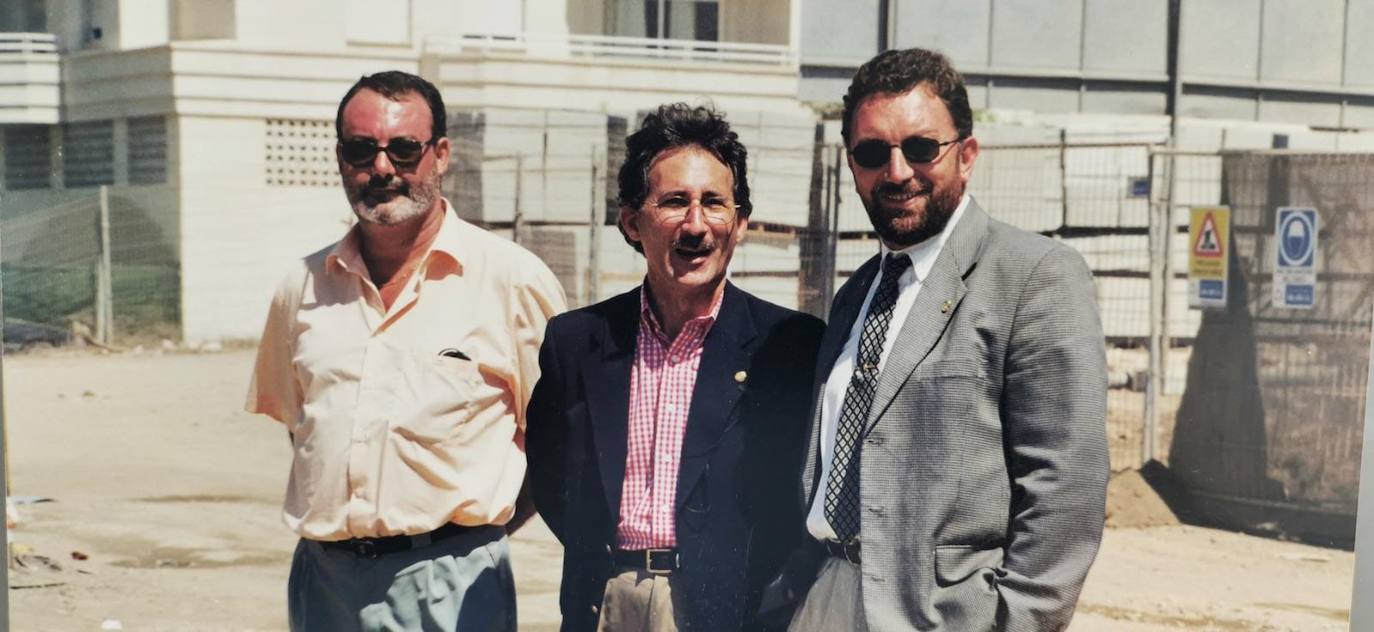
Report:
615,286,723,549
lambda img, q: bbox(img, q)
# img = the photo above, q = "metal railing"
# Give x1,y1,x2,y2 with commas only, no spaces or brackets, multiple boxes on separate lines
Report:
0,32,59,57
426,32,795,67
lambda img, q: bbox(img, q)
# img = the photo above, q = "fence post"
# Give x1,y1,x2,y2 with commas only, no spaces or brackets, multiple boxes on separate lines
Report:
1059,129,1070,231
588,147,601,307
1350,311,1374,629
95,185,114,346
1145,150,1164,464
824,145,843,318
513,155,525,244
0,218,11,618
541,117,550,224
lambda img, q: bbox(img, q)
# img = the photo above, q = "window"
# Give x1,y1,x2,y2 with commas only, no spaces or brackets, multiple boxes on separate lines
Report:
0,0,46,32
62,121,115,188
3,125,52,190
127,116,168,185
610,0,721,41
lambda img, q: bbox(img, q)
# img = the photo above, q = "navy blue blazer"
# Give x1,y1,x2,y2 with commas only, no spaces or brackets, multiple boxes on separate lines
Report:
526,282,824,631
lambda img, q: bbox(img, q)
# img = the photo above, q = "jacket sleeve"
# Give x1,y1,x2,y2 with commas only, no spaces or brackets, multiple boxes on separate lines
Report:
997,244,1110,631
525,319,569,542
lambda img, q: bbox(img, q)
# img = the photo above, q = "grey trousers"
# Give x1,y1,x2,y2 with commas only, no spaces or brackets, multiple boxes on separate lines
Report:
288,526,516,632
788,557,868,632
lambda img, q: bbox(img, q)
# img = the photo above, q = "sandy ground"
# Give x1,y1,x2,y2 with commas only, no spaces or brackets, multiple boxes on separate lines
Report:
3,349,1356,631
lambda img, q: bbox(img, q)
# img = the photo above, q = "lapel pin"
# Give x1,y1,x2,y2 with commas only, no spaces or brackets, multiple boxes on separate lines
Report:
734,370,748,384
940,299,954,314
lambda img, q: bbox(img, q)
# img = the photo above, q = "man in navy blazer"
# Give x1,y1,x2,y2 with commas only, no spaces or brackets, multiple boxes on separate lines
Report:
526,104,823,631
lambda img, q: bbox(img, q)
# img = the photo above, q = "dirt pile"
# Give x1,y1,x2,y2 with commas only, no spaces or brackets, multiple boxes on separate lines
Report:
1105,468,1179,528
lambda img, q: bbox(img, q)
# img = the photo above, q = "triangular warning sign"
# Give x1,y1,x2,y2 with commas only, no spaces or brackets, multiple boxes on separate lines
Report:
1193,213,1223,257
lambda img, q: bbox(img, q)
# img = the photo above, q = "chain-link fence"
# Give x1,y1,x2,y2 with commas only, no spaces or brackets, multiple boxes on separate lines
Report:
437,119,1169,473
3,111,1368,543
1160,152,1374,544
0,185,180,346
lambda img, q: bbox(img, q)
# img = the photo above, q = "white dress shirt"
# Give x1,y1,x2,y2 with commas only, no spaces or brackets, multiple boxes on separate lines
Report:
806,194,971,541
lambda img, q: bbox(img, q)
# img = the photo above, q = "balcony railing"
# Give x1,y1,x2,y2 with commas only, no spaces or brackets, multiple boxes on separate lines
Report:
426,32,794,67
0,32,59,57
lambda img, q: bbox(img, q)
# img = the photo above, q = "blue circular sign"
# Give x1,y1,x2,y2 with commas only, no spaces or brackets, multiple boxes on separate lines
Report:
1278,212,1314,267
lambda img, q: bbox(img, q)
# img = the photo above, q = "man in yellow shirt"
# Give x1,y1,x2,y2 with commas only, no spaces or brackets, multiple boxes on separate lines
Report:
246,70,566,632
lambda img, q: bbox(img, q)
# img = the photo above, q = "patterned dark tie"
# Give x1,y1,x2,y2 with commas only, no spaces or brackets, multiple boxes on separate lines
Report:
824,252,912,543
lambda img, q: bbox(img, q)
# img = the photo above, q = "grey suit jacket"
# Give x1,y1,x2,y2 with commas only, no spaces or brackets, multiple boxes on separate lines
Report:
801,198,1109,631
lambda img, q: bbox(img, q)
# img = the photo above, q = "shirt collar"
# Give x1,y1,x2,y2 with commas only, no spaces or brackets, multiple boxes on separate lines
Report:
325,198,465,278
638,282,724,344
879,192,970,284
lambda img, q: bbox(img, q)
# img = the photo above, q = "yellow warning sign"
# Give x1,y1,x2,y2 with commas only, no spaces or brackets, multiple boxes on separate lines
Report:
1188,206,1230,308
1193,214,1223,257
1189,207,1229,277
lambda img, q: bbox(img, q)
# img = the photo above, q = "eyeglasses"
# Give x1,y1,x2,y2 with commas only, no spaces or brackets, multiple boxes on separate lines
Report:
339,136,439,168
645,195,739,225
849,136,961,169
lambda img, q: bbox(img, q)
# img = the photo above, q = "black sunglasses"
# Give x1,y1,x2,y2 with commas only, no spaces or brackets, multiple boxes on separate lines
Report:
850,136,961,169
339,136,439,168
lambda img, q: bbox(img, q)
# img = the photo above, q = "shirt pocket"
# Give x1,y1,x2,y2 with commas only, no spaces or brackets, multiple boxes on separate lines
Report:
392,354,488,444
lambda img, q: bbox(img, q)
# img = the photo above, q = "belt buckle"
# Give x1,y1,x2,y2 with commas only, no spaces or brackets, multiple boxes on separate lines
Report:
843,541,860,564
352,539,378,559
644,548,676,575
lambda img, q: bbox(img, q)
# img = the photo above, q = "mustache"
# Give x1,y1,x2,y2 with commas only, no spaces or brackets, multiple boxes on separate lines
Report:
362,175,409,197
874,179,927,197
672,235,713,254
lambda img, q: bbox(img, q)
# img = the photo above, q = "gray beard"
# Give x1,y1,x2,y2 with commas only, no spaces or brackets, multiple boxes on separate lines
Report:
346,174,441,226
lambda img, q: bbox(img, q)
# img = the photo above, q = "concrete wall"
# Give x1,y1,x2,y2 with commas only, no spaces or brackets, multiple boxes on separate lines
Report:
233,0,344,50
426,50,810,117
800,0,1374,130
118,0,170,50
171,0,234,41
175,114,346,342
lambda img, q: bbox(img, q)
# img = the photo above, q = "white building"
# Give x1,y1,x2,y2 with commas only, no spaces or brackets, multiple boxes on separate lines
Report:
0,0,814,342
5,0,1374,343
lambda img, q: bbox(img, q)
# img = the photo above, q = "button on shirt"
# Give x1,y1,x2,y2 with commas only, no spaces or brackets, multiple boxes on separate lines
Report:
806,194,970,541
616,286,722,549
246,201,567,541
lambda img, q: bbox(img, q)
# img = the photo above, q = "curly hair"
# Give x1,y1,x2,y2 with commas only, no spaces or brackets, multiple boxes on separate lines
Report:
616,104,752,253
841,48,972,145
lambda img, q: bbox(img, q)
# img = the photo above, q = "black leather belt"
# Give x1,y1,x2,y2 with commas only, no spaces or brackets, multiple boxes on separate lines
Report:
613,547,680,575
824,539,861,564
319,522,492,558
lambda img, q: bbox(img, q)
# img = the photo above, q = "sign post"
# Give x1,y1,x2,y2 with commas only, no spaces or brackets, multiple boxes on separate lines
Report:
1188,206,1230,309
1351,313,1374,628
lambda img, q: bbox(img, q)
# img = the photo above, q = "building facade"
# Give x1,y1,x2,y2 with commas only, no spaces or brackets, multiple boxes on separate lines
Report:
3,0,1374,342
0,0,809,342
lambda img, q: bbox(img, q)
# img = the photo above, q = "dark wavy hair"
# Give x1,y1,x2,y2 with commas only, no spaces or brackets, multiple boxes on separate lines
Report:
335,70,447,140
617,104,752,253
841,48,972,145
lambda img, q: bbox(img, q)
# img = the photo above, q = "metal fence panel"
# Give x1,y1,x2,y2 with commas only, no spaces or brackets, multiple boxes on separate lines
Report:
1167,153,1374,533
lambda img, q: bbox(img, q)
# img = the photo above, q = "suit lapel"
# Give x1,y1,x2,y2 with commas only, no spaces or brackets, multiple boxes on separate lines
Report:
676,283,756,513
865,201,990,433
584,289,640,521
802,256,880,507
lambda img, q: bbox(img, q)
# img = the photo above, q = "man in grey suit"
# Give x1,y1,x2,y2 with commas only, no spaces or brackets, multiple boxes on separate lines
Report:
790,48,1109,631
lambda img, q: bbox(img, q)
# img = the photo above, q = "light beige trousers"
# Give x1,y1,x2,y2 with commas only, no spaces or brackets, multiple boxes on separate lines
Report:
597,567,685,632
788,556,868,632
